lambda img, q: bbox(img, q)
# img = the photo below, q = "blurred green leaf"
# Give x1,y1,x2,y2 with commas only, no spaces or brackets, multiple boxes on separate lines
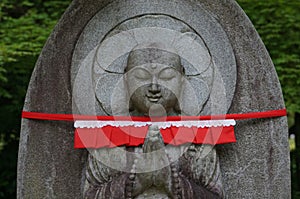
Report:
0,0,71,198
238,0,300,113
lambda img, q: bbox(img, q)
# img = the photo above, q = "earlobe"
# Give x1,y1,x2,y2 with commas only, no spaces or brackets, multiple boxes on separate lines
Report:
181,76,184,83
181,65,185,74
174,99,181,115
128,98,134,112
177,80,185,114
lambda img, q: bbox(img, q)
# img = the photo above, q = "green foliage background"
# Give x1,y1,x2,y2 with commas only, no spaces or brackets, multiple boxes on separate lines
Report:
238,0,300,114
0,0,299,198
0,0,71,197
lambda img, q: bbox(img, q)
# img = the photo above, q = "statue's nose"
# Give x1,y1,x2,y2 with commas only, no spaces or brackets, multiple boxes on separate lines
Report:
149,76,161,94
149,84,160,93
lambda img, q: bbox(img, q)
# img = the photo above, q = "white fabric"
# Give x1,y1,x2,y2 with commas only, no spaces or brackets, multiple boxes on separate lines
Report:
74,120,236,129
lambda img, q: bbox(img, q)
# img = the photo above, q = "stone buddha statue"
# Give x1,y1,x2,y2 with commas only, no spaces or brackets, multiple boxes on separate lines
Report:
83,42,223,199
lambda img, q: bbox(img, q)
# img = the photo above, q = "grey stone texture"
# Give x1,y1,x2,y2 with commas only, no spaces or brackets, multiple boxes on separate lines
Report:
18,0,290,198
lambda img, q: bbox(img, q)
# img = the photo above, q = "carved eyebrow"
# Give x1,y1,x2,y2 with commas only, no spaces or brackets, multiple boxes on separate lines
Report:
126,65,183,74
158,66,183,73
158,67,177,73
128,66,151,72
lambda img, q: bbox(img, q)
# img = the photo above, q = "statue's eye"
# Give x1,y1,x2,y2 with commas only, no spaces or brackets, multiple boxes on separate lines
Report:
158,68,177,80
132,68,151,80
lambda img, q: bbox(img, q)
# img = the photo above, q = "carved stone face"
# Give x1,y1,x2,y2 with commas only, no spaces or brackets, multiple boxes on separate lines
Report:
124,46,184,116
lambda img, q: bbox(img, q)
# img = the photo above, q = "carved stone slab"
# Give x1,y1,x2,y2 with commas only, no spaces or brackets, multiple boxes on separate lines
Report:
18,0,290,198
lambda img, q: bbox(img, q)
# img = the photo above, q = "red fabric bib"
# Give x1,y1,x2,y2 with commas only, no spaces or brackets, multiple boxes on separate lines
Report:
74,125,236,148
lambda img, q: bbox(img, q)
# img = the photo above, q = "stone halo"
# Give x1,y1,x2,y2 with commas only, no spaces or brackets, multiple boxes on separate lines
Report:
72,13,236,118
92,25,213,116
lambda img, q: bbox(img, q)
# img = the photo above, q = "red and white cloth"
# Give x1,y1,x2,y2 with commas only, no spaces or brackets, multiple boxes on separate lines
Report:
74,120,236,148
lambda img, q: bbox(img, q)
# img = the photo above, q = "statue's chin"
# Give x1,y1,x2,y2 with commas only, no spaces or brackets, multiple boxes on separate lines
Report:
149,104,167,117
133,100,181,116
135,188,170,199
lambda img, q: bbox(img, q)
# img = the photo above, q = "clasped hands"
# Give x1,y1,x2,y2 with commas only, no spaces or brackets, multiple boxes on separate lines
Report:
129,125,178,197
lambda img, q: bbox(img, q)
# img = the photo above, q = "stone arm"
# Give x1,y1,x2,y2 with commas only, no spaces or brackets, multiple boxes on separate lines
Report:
177,174,222,198
178,145,224,198
83,150,130,199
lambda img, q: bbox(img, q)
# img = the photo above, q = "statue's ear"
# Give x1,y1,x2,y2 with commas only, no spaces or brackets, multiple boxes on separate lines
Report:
179,77,210,116
95,73,127,115
110,75,132,116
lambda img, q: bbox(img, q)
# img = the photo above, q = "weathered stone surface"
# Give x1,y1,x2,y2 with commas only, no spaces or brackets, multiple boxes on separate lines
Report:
18,0,290,198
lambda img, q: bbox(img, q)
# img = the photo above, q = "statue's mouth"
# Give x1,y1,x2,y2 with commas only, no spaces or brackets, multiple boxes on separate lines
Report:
146,94,162,103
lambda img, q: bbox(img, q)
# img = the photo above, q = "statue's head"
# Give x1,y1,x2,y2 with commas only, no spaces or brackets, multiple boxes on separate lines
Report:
124,43,184,116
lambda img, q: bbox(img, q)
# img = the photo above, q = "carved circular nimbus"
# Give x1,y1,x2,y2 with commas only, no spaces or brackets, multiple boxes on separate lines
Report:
94,26,212,116
72,14,236,117
72,9,236,175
